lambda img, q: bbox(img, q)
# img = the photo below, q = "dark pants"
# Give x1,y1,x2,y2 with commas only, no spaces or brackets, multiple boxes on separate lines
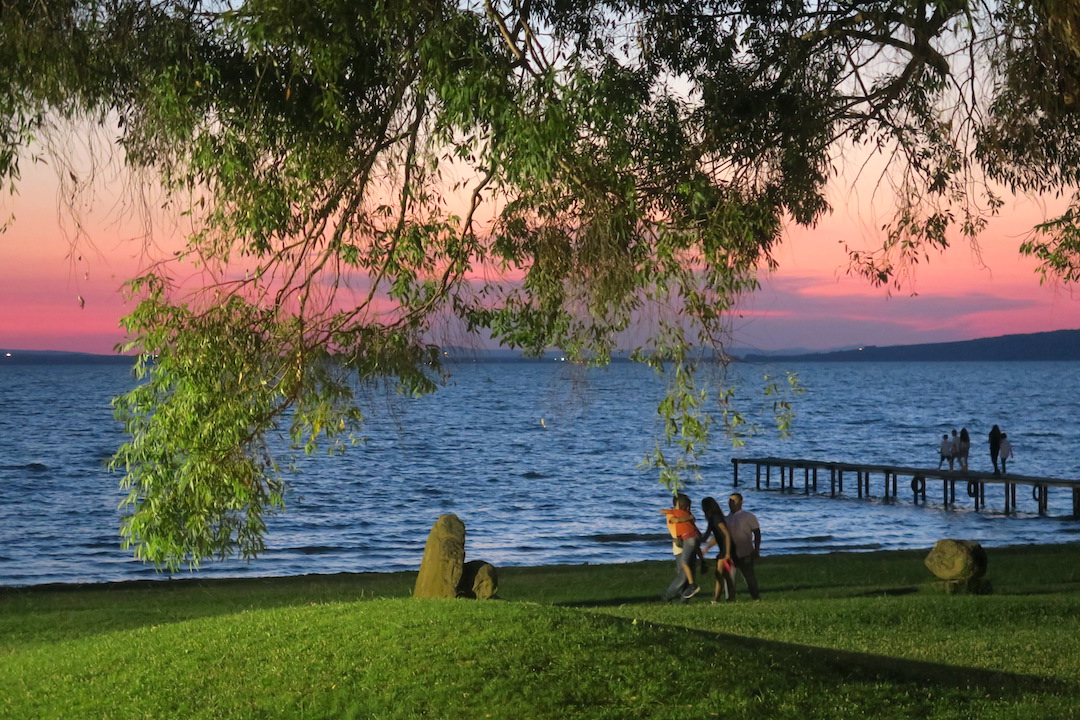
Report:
732,555,761,600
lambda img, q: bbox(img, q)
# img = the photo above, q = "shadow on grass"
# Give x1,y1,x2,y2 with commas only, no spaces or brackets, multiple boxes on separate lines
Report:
555,584,922,607
639,616,1076,700
851,586,921,597
557,595,664,608
723,627,1074,696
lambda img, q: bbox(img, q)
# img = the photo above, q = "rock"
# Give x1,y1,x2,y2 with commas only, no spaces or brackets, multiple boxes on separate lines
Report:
458,560,499,600
924,539,988,582
414,514,466,599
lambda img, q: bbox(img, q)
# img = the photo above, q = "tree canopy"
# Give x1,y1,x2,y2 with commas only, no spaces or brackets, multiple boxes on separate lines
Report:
2,0,1078,569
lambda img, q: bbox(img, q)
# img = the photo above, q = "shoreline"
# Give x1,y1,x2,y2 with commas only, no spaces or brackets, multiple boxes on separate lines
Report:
5,541,1075,595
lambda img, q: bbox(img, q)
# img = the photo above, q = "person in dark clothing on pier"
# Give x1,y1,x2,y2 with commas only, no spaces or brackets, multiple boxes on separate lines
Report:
989,424,1003,474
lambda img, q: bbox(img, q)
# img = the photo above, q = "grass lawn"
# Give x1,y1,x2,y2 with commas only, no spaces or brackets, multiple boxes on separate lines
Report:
3,544,1080,718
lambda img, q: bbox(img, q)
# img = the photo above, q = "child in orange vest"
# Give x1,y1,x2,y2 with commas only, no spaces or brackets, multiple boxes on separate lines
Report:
660,494,703,601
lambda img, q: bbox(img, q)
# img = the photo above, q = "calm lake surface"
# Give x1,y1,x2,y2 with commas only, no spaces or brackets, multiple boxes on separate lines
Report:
2,359,1079,587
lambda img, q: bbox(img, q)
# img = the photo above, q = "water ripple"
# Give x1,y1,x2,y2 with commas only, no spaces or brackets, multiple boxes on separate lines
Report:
3,360,1080,587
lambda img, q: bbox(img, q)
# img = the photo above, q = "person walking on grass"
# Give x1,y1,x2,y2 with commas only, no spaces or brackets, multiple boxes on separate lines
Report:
660,493,703,602
700,496,735,603
726,493,762,601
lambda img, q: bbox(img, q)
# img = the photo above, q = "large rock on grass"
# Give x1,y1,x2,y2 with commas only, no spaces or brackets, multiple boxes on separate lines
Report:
457,560,498,600
414,514,466,599
925,539,991,593
924,539,988,581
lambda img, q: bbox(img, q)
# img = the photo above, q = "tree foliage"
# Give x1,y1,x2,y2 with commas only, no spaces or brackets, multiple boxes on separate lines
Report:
2,0,1078,568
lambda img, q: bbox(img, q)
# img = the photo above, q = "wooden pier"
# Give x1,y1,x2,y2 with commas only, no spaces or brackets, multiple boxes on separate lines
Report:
731,457,1080,516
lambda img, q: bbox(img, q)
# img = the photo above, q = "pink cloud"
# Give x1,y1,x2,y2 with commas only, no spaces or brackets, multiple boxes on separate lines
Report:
4,145,1080,355
733,269,1080,352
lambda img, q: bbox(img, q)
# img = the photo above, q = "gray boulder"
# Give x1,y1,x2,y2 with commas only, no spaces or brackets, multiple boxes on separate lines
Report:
414,514,467,599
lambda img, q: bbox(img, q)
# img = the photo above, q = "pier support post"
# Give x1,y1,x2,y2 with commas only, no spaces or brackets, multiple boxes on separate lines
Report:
1033,485,1048,514
911,476,926,504
732,459,739,487
967,481,982,511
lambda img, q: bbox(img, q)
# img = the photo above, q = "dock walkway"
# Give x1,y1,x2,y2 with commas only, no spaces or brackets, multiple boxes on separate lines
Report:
731,457,1080,516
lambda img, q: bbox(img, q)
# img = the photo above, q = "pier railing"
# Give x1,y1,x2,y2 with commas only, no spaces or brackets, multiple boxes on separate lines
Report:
731,457,1080,516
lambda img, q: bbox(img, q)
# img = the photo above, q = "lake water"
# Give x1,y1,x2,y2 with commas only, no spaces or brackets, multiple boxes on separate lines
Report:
2,359,1080,587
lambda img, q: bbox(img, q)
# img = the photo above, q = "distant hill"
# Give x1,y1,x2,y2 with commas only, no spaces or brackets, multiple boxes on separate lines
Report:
8,328,1080,365
0,350,134,366
739,329,1080,362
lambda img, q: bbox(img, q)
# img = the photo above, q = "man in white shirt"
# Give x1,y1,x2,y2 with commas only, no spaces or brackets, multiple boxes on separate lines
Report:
726,493,761,600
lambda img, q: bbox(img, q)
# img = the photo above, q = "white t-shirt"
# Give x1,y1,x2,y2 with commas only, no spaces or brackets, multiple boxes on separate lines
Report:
726,510,760,558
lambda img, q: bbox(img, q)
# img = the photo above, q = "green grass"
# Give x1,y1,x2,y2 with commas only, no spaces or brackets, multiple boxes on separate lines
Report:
3,545,1080,719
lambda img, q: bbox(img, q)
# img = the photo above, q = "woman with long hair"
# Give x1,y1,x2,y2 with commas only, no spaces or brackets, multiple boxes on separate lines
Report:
958,428,971,471
700,496,735,603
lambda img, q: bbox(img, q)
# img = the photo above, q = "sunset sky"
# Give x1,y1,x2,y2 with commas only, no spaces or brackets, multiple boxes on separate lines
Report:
3,153,1079,356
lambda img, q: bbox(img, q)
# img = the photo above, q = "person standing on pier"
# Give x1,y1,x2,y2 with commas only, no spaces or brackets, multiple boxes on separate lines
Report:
957,428,971,471
1000,433,1014,474
938,433,952,469
949,429,959,470
726,493,761,601
989,425,1003,474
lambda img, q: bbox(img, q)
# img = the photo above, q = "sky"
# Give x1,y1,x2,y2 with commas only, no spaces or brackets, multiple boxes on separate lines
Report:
3,154,1080,356
733,193,1080,353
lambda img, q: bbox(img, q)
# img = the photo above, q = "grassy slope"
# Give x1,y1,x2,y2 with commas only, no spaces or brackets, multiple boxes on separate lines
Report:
2,545,1080,719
